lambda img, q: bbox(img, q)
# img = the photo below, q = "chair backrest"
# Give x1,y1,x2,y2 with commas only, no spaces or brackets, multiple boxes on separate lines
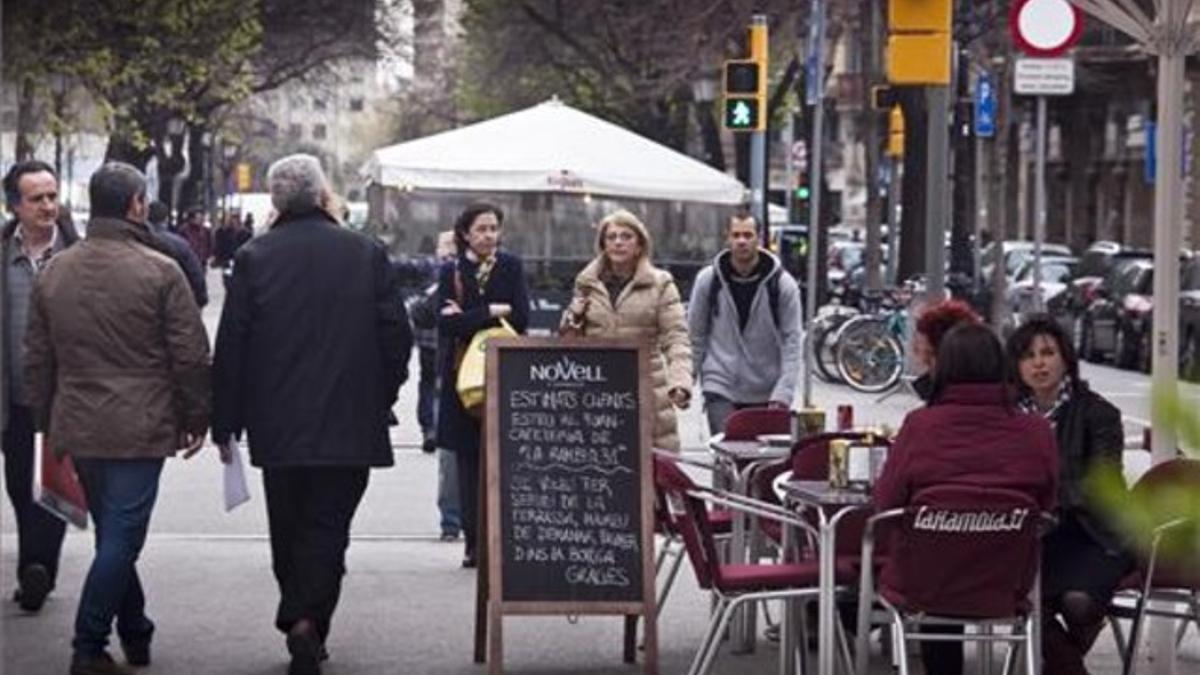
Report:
1128,458,1200,589
878,484,1042,619
722,407,790,441
785,432,884,556
653,455,721,590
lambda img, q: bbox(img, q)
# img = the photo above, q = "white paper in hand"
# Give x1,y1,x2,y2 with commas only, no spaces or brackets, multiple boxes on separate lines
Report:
223,444,251,512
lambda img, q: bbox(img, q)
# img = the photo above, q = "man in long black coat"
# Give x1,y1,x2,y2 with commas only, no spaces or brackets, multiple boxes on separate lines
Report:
211,154,410,675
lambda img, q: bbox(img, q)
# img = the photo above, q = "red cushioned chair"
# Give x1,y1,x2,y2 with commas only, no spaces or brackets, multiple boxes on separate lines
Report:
852,485,1050,675
1106,458,1200,675
752,431,884,557
654,452,856,675
721,406,791,441
652,453,734,619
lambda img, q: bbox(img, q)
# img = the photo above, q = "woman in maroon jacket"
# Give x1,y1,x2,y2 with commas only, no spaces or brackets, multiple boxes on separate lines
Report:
874,324,1059,675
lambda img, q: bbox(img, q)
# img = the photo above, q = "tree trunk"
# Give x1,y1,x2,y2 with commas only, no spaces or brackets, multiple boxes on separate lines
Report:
15,76,36,161
104,135,155,171
695,100,725,171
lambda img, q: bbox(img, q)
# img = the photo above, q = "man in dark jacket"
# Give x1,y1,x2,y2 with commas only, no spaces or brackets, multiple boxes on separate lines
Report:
0,160,75,613
147,201,207,307
24,162,212,675
211,154,410,675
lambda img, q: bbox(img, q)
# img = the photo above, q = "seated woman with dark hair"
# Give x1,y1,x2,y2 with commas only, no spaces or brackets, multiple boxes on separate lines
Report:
910,299,982,401
874,324,1059,675
1006,314,1131,675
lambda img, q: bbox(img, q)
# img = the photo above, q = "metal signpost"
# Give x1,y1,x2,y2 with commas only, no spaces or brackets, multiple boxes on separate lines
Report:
803,0,826,409
1011,0,1082,312
974,72,996,294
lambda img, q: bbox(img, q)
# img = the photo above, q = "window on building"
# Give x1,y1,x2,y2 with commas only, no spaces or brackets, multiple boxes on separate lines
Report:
313,98,327,111
313,123,327,140
349,98,365,112
288,123,302,140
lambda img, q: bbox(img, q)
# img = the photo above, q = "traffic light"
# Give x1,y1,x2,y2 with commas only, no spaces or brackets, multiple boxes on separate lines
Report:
723,21,768,132
887,106,905,158
887,0,952,85
794,170,811,201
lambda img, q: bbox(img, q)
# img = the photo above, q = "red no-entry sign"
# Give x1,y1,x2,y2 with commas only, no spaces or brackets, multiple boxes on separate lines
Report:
1010,0,1084,57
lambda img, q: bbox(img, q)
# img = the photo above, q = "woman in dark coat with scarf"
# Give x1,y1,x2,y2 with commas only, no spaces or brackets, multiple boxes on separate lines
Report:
1006,314,1131,675
436,203,529,568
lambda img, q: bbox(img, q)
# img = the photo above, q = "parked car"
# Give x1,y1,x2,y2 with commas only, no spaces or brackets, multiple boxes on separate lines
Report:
1007,256,1078,311
980,240,1072,282
1179,257,1200,381
1049,248,1152,352
1081,258,1156,370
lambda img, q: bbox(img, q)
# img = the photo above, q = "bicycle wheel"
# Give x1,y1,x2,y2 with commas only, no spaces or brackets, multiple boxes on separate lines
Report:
834,318,905,393
811,312,852,383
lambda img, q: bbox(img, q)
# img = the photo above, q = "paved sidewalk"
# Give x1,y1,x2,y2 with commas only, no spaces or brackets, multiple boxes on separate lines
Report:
2,271,1197,673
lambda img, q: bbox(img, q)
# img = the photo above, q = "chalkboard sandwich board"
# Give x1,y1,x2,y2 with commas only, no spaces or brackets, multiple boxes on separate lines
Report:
484,336,657,674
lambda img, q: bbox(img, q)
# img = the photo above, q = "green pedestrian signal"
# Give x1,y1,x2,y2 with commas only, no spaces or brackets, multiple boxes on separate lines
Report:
723,58,764,132
795,185,811,200
724,97,761,131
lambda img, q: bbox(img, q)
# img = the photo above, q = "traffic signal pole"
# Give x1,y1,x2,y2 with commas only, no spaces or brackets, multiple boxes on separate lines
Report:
750,15,769,240
924,85,949,301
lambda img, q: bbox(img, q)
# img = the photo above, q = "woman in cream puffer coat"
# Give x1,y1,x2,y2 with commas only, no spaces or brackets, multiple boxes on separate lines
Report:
561,209,693,451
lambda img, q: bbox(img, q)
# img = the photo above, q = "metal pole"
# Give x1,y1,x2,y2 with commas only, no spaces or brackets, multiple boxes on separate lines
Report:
924,86,949,302
887,158,902,286
1150,6,1185,465
1034,96,1048,311
751,131,766,235
803,0,826,409
974,71,988,295
784,110,795,230
750,14,769,240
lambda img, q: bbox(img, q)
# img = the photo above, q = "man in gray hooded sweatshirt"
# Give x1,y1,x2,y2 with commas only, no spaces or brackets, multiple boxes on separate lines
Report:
688,211,803,434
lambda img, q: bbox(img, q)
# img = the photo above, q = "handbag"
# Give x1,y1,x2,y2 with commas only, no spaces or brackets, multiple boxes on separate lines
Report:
456,317,516,417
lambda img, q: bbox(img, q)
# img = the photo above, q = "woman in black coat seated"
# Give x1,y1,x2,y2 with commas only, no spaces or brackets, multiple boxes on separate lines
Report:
436,203,529,568
1006,314,1131,675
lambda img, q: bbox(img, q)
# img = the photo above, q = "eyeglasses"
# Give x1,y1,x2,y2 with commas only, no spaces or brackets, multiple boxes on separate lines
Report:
604,230,637,242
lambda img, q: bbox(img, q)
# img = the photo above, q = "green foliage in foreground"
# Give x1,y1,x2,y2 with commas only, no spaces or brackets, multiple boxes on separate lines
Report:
1085,386,1200,568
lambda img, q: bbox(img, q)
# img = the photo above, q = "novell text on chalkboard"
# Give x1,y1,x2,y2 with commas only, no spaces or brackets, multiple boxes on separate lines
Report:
497,345,644,603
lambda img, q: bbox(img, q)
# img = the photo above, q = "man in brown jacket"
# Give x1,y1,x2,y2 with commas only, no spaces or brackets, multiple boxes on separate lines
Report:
23,162,213,675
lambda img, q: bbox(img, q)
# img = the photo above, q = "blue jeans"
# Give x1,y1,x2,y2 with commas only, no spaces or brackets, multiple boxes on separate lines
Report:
72,458,163,656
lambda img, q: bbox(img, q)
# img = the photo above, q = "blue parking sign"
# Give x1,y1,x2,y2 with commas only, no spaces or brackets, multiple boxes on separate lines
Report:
975,73,996,138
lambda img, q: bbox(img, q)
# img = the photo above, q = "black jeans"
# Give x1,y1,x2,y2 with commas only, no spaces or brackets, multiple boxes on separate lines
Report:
456,449,480,557
263,466,369,641
2,404,67,586
416,347,437,439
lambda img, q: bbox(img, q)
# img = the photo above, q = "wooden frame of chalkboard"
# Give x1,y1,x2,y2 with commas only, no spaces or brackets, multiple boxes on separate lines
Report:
484,336,658,674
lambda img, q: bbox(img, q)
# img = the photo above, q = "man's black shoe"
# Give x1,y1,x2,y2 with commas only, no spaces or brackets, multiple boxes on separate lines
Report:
286,618,323,675
440,531,459,542
17,563,52,612
121,641,151,667
422,438,436,454
70,651,135,675
461,553,477,569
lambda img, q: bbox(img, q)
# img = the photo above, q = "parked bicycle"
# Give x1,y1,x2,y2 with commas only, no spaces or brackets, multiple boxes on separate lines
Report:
832,287,911,393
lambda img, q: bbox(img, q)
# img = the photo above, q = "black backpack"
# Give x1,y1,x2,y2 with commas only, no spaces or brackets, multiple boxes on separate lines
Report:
707,269,781,329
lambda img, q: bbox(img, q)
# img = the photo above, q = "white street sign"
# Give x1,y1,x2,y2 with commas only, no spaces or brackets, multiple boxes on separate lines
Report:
1014,58,1075,95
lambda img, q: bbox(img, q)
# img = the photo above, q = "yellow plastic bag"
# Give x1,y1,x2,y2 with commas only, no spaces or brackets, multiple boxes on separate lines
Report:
456,318,516,417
